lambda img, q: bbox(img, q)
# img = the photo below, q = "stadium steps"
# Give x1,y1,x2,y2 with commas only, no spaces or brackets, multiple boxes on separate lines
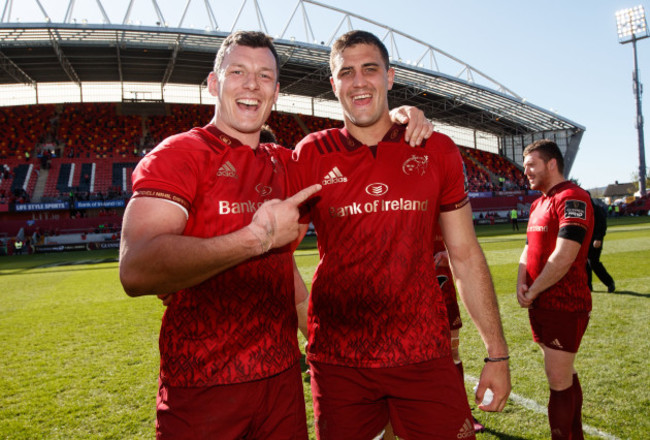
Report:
10,163,37,196
32,168,49,202
56,162,74,194
112,162,138,193
78,163,93,193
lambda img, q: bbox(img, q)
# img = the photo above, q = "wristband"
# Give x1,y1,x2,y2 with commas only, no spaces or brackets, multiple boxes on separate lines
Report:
484,356,510,363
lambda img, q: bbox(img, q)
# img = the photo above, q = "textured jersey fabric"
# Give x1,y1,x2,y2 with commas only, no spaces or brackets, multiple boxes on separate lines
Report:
526,180,594,312
291,124,468,368
132,124,300,387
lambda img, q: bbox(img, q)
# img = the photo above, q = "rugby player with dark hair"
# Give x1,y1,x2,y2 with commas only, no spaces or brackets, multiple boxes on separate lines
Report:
120,30,320,439
292,30,510,440
518,139,594,439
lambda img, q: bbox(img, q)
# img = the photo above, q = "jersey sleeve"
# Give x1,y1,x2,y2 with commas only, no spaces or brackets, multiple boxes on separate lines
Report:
131,135,203,216
434,135,469,212
556,188,592,244
290,137,320,190
290,138,321,224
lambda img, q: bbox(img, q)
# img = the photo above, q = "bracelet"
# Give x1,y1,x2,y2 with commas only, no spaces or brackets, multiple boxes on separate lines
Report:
484,356,510,363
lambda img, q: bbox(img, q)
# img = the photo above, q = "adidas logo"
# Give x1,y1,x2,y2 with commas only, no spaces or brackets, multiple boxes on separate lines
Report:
322,166,348,185
550,338,564,350
217,161,238,178
457,418,475,438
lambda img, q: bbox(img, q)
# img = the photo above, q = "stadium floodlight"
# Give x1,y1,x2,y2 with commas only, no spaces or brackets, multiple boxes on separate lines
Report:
616,5,648,196
616,6,649,43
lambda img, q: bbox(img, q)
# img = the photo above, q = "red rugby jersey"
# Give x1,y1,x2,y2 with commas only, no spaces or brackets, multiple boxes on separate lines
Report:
526,180,594,312
132,125,300,387
291,124,469,368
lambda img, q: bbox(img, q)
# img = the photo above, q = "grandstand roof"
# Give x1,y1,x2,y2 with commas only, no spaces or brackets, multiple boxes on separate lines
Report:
0,0,585,171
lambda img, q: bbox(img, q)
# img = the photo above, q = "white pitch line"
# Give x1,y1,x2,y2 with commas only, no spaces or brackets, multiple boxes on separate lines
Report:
465,375,620,440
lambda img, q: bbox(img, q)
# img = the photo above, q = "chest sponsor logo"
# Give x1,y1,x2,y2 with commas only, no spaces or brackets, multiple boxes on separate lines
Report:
217,161,238,179
255,184,272,197
365,183,389,197
322,166,348,185
328,198,429,217
218,200,264,215
527,225,548,232
565,200,587,220
402,155,429,176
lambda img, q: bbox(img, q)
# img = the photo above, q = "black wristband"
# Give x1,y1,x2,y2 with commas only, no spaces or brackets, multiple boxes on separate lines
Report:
484,356,510,363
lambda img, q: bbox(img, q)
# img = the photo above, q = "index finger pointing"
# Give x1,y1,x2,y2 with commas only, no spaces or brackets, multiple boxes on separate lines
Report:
286,184,322,205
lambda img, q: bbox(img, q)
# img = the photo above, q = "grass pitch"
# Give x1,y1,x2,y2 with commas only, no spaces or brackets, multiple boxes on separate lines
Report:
1,218,648,439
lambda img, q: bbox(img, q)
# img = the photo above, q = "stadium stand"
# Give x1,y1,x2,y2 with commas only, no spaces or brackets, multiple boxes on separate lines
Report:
0,100,555,255
58,103,142,159
265,111,306,148
0,104,57,160
300,114,344,136
146,104,213,149
0,158,38,204
458,150,495,192
461,146,528,191
0,102,536,215
43,158,133,201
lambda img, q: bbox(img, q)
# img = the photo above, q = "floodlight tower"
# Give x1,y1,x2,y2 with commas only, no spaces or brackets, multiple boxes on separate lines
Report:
616,5,649,196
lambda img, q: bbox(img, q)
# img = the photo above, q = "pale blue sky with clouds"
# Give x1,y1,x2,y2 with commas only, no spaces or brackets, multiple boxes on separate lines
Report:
5,0,649,189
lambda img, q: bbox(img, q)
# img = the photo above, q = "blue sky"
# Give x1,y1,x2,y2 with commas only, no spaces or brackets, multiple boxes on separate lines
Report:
319,0,650,190
5,0,649,190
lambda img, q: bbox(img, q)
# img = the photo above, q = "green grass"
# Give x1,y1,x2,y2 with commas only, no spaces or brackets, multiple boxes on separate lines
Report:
455,221,650,439
1,217,648,439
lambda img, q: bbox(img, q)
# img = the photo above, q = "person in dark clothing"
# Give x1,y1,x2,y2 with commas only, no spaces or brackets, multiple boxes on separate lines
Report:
587,197,615,293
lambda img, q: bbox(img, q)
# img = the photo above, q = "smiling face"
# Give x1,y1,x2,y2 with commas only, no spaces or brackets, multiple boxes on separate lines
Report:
208,44,279,147
330,43,395,136
523,151,553,193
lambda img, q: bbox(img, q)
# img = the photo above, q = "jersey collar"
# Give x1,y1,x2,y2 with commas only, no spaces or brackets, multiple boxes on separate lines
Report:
203,124,246,149
545,180,570,197
338,123,406,151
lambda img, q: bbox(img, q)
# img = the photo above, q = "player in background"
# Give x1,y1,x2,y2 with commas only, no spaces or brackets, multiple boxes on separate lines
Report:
517,139,594,440
586,193,615,293
292,30,510,440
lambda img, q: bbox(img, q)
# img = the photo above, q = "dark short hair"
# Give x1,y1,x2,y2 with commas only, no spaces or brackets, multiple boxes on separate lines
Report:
214,31,279,79
523,139,564,174
330,30,390,73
